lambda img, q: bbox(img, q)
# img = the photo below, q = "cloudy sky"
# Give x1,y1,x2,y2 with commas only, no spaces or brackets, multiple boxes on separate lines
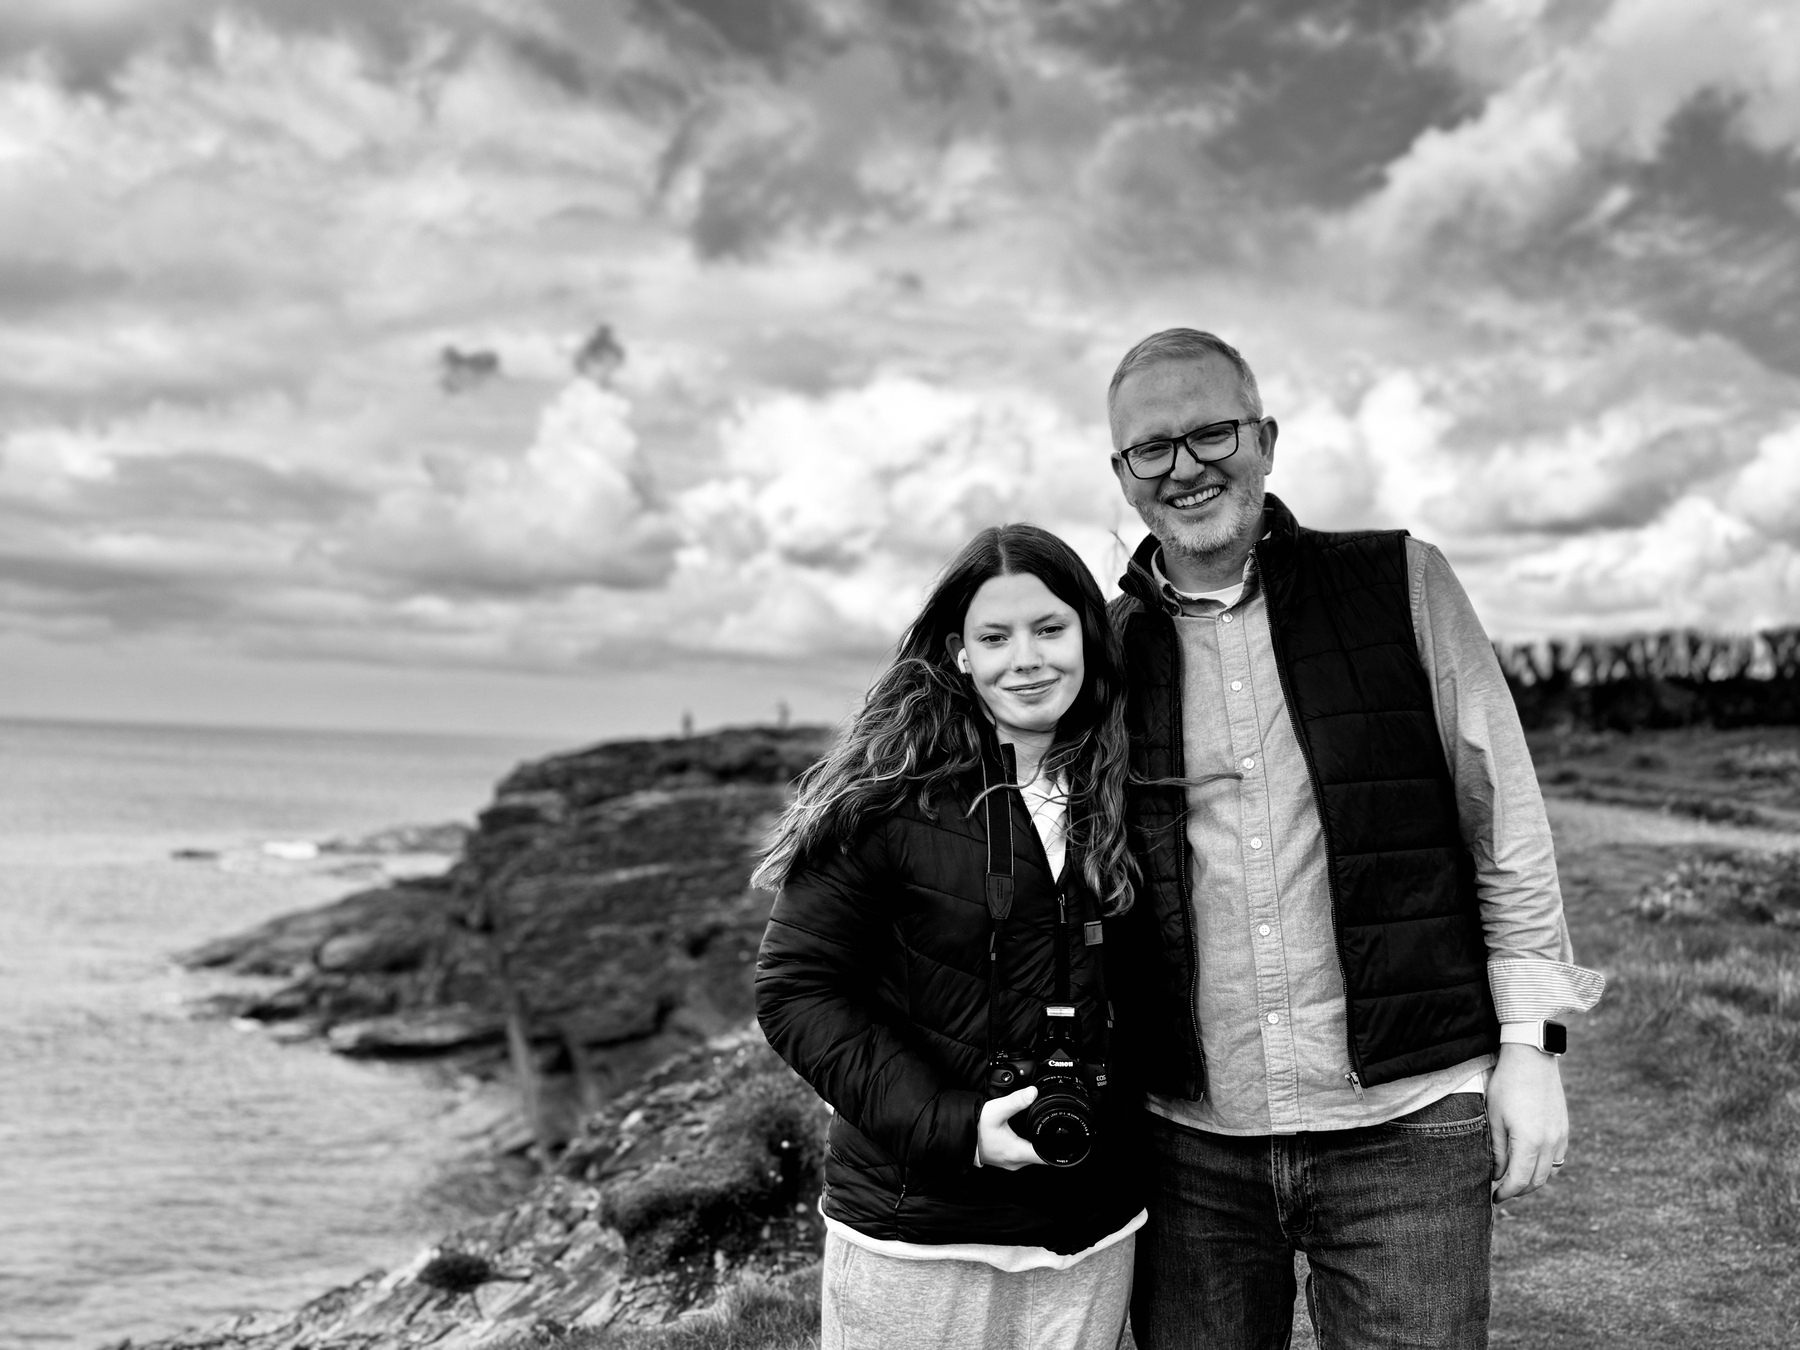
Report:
2,0,1797,738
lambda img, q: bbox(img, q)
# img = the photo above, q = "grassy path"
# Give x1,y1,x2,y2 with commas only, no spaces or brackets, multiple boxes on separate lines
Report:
1486,798,1800,1349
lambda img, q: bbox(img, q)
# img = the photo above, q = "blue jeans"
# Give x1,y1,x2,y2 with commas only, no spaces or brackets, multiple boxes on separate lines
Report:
1132,1093,1492,1350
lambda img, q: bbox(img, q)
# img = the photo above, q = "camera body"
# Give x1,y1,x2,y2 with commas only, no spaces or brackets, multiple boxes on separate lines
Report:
985,1004,1107,1168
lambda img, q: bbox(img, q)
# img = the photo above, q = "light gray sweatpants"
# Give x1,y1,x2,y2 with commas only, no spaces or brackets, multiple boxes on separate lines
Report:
819,1231,1134,1350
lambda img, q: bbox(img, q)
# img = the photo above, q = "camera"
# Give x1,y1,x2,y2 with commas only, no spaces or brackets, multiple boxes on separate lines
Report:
986,1004,1106,1168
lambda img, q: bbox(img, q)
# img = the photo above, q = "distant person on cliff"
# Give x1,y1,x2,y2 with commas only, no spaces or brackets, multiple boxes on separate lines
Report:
754,523,1146,1350
1101,327,1606,1349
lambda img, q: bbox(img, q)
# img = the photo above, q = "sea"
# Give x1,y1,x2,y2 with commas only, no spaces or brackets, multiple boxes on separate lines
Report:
0,717,567,1350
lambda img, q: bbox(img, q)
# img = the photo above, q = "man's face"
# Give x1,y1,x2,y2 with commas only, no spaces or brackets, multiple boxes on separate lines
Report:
1109,354,1276,563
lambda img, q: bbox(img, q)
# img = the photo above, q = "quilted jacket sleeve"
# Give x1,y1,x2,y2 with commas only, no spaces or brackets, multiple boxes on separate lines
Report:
755,821,983,1178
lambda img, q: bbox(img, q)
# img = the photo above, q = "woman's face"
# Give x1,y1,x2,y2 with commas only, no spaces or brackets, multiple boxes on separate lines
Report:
951,571,1086,742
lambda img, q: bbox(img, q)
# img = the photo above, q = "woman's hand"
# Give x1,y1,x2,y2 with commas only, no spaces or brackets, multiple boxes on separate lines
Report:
977,1086,1046,1170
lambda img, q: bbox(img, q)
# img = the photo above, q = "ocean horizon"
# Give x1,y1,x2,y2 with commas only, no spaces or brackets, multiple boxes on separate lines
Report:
0,717,566,1350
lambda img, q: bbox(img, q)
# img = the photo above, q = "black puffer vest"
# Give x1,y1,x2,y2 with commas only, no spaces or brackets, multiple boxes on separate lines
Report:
756,737,1144,1253
1109,495,1497,1095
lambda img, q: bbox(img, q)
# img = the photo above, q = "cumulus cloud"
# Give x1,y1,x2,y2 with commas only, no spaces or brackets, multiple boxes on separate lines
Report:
356,379,679,591
1728,420,1800,542
675,375,1125,655
1369,0,1800,242
0,0,1795,711
1480,494,1800,635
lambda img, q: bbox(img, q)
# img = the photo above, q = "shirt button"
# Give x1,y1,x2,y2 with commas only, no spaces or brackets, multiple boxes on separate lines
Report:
1267,1012,1280,1025
1259,924,1271,937
1231,680,1242,691
1250,836,1263,849
1221,613,1233,624
1241,757,1255,770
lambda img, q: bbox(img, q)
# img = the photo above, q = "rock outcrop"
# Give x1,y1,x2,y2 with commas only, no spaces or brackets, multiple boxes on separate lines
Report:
184,724,832,1137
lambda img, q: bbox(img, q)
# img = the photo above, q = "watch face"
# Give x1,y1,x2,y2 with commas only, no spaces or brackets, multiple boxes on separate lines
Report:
1543,1022,1568,1055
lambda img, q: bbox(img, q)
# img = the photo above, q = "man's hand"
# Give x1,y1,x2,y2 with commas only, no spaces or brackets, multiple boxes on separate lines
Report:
1488,1042,1568,1201
978,1086,1046,1170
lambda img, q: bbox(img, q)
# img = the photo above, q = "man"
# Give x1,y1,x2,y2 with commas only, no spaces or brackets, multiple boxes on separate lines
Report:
1104,329,1604,1349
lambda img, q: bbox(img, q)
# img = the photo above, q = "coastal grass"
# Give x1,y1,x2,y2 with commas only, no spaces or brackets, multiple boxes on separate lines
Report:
1607,850,1800,1241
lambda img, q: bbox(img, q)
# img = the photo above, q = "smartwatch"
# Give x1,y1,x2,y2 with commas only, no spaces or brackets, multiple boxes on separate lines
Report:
1499,1020,1567,1055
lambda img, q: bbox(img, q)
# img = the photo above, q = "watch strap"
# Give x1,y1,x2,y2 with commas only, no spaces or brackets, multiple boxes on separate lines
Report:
1499,1020,1566,1055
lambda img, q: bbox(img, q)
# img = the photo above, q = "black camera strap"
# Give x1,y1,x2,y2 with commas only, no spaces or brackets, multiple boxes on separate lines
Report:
979,746,1111,1079
1053,882,1072,1004
983,744,1016,922
982,743,1016,1063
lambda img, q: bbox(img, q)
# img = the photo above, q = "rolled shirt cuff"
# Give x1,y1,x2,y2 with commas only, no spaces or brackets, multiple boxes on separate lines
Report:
1489,957,1606,1023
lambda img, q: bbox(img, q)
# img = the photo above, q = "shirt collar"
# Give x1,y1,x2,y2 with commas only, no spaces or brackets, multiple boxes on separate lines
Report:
1148,541,1265,616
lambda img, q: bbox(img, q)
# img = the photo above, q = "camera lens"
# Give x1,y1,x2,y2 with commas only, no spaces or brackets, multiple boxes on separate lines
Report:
1025,1086,1094,1167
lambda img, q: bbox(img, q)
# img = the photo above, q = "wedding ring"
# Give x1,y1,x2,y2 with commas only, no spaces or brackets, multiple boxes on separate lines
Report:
1551,1159,1566,1168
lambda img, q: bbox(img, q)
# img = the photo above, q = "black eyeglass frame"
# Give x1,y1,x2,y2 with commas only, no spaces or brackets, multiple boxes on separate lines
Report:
1116,417,1269,480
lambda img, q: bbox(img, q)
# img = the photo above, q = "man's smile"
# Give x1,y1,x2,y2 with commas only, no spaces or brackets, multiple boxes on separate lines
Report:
1166,483,1225,510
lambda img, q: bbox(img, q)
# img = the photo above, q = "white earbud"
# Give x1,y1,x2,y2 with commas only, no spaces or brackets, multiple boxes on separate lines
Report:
956,651,970,674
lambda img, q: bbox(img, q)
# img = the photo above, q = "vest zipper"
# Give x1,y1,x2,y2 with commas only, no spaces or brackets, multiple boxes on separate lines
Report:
1256,540,1367,1095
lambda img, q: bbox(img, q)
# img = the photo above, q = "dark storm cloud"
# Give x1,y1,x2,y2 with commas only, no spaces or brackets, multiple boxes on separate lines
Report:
1430,90,1800,380
1606,98,1800,374
0,2,403,87
0,258,130,312
0,3,201,88
1041,0,1476,207
636,0,832,67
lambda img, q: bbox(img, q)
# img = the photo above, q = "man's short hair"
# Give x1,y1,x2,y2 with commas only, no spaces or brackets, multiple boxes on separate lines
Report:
1107,328,1263,419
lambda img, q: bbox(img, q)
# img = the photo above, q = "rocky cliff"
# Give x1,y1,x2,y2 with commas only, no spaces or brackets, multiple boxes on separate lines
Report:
186,724,831,1137
159,725,837,1347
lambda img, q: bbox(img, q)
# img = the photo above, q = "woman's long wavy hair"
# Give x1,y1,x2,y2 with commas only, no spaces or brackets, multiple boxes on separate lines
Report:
752,523,1138,914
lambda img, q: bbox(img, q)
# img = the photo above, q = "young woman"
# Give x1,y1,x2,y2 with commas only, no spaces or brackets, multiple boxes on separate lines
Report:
754,523,1144,1350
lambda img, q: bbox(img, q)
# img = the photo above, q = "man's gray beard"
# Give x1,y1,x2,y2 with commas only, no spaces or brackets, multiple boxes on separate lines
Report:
1140,483,1266,570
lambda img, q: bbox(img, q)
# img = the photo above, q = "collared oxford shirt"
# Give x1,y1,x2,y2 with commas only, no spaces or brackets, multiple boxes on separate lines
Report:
1145,538,1604,1136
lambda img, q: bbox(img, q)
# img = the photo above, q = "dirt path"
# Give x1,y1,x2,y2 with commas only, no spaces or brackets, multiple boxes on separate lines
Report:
1541,795,1800,854
1485,798,1800,1348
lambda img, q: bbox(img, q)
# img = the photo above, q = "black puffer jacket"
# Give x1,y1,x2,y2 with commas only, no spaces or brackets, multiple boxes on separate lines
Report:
755,743,1143,1254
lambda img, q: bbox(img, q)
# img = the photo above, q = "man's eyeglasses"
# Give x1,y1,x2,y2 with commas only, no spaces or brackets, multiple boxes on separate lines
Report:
1117,417,1267,480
